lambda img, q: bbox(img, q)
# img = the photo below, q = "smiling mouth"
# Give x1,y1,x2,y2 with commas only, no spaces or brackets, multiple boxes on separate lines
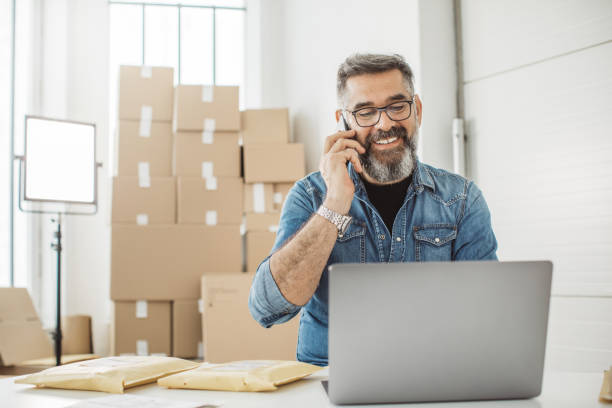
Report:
374,137,398,145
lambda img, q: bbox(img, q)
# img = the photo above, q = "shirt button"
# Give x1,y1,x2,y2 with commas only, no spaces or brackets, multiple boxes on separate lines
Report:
396,237,402,242
434,237,440,243
379,234,385,240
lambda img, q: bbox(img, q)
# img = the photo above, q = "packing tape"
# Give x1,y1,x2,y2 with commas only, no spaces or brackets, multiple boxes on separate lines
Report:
201,85,214,102
136,214,149,225
197,342,204,359
138,162,151,187
198,299,204,314
253,183,265,213
206,211,218,226
140,66,153,78
204,118,216,132
201,131,214,144
268,225,280,233
201,161,214,178
240,222,246,236
205,176,218,191
136,340,148,356
139,106,153,137
274,192,283,204
136,300,148,318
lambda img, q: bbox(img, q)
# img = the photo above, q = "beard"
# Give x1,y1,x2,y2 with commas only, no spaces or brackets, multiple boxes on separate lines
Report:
358,125,419,183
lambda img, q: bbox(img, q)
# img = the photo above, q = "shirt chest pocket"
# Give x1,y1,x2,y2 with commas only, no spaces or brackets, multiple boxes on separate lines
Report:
413,224,457,262
331,219,366,263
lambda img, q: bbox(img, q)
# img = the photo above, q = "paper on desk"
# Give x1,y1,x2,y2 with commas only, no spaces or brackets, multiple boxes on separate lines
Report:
68,394,222,408
600,368,611,403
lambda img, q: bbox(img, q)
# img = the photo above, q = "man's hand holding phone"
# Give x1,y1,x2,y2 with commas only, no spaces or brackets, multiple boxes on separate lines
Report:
319,127,365,215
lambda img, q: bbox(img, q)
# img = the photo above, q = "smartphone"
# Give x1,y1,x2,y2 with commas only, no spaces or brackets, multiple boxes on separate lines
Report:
337,114,351,132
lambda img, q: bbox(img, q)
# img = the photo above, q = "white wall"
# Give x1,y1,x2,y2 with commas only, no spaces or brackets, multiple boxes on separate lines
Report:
462,0,612,372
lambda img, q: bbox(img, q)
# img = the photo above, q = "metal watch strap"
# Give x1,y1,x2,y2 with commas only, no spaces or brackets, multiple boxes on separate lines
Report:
316,206,352,236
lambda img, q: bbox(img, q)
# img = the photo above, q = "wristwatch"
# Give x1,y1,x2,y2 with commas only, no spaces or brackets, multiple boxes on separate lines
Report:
316,206,352,236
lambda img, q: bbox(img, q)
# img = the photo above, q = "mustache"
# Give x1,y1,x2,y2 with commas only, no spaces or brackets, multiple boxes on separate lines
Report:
363,126,409,151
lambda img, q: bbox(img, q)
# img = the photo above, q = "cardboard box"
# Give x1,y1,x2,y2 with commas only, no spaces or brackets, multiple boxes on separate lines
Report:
201,274,299,362
62,315,93,355
174,131,240,177
112,301,171,356
0,288,54,366
246,231,277,272
177,177,243,225
243,183,275,213
172,300,203,358
174,85,240,131
245,213,281,233
118,65,174,121
112,177,176,224
244,143,305,183
241,108,289,145
111,225,242,300
273,183,293,211
116,120,173,177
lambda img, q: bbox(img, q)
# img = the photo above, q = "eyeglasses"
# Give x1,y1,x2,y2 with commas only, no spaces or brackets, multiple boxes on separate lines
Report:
346,99,414,127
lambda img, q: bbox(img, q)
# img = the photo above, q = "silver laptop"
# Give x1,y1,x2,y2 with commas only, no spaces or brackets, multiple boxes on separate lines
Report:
326,260,552,405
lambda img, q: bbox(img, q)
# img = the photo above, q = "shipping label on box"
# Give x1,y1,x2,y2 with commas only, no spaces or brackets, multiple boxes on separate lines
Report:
177,177,243,225
112,177,176,224
201,274,299,363
244,143,305,183
246,231,276,272
174,85,240,132
243,183,275,213
116,120,173,177
118,65,174,121
172,300,202,358
273,183,293,211
113,301,171,356
174,131,240,177
111,225,242,300
241,108,289,145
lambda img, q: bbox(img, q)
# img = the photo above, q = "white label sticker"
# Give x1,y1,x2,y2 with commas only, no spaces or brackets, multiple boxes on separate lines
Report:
139,106,153,137
273,192,283,204
136,340,148,356
197,342,204,359
201,85,214,102
136,214,149,225
201,162,214,178
268,225,279,233
136,300,148,318
206,211,218,226
140,66,153,78
198,299,204,314
201,131,214,144
138,162,151,188
204,118,216,132
240,222,246,236
205,176,218,190
253,183,265,213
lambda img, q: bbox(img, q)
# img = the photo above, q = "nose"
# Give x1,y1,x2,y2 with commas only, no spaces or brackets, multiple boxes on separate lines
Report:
375,110,395,131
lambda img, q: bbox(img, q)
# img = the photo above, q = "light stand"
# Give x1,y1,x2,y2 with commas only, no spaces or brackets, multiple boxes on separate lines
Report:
15,116,100,366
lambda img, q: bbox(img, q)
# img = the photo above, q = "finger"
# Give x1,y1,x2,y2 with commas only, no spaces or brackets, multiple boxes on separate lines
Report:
324,129,356,153
329,138,366,154
335,149,363,174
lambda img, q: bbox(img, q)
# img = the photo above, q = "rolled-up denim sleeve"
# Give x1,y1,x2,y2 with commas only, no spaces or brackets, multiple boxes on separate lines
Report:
454,181,498,261
249,178,315,328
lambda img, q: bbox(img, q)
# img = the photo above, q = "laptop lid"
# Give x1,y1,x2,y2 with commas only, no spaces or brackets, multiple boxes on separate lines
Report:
327,261,552,405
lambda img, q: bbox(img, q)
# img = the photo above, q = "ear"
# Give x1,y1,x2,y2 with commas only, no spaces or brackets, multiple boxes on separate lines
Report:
335,110,343,122
414,94,423,126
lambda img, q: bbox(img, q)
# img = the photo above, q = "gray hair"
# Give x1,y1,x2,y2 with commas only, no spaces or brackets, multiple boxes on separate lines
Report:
337,53,415,107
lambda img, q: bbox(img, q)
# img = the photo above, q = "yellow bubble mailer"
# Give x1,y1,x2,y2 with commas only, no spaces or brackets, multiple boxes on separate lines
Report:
15,356,199,393
158,360,323,392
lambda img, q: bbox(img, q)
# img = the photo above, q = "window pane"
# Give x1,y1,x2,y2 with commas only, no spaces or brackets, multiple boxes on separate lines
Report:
181,8,213,85
144,5,178,83
113,0,245,7
0,0,10,286
215,9,244,87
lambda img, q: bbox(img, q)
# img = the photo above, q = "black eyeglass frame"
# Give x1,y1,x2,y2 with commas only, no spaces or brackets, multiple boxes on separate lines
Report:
344,98,415,128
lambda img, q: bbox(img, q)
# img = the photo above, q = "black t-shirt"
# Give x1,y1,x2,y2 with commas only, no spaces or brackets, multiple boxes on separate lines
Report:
362,176,412,234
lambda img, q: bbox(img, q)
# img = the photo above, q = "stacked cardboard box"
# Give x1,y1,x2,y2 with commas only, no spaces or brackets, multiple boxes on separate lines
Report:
241,109,304,272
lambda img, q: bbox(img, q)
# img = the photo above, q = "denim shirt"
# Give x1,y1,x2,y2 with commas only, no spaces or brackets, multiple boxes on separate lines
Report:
249,160,498,366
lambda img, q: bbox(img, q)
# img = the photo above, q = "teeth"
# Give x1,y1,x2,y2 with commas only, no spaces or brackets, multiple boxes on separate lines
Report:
375,137,398,145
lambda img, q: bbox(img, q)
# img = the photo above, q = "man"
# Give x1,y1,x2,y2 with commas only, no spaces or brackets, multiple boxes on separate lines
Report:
249,53,498,366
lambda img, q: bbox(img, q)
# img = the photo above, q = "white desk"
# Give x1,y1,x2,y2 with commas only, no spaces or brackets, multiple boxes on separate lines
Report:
2,369,608,408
